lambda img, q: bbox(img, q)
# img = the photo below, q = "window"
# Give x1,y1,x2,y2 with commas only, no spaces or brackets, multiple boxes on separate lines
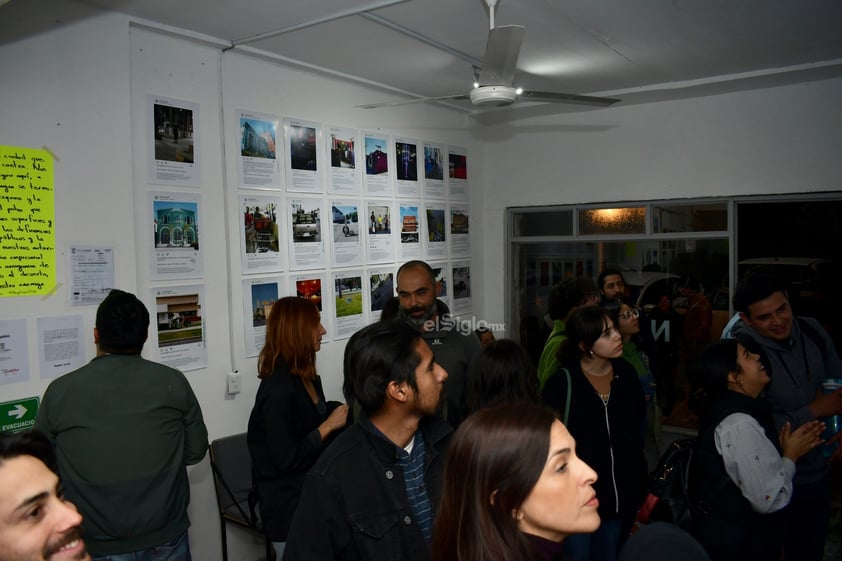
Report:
509,194,842,431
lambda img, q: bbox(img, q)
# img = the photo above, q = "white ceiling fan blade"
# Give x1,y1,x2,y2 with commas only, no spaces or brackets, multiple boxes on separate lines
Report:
477,25,525,86
519,90,621,107
356,94,470,109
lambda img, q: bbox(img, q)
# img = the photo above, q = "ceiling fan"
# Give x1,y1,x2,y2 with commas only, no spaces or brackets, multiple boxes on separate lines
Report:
357,0,620,110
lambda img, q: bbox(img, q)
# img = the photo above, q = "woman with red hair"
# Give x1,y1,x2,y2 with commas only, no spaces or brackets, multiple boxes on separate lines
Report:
247,297,349,559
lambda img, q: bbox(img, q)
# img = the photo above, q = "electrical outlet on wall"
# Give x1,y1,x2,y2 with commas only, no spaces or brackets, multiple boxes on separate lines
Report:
227,371,241,395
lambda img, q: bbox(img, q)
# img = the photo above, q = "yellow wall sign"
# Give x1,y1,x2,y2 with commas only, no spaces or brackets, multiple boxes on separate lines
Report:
0,146,56,297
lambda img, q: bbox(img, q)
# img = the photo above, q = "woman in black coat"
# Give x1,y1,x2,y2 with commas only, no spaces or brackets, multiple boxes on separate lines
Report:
247,297,349,559
542,306,647,561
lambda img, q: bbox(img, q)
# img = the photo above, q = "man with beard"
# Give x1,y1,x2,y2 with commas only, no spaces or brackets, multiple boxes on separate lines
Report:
395,260,481,427
0,430,90,561
284,321,452,561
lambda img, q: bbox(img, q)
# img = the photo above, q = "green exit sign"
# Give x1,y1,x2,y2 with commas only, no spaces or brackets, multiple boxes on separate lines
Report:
0,397,40,433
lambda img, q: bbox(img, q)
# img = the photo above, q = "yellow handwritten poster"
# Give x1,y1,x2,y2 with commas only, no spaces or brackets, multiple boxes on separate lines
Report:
0,146,56,297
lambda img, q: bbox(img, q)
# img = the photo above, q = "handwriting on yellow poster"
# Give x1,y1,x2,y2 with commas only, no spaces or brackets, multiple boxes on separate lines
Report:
0,146,55,297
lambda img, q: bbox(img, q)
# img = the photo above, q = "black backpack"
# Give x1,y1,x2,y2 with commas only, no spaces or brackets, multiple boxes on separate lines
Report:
632,438,697,533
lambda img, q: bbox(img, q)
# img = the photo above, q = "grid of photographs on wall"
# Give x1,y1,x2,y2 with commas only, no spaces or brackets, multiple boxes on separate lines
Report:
236,113,473,348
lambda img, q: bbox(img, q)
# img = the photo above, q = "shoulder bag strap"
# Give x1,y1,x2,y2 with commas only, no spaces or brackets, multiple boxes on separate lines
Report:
561,367,572,424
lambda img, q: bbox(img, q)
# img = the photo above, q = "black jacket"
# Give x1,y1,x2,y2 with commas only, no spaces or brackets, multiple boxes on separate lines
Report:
542,358,647,521
284,413,452,561
247,360,342,540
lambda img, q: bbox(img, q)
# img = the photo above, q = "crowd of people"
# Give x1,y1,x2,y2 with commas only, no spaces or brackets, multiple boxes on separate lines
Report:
1,261,840,561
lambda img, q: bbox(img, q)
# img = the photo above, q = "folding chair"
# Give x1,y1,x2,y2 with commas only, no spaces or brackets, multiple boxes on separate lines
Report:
209,433,275,561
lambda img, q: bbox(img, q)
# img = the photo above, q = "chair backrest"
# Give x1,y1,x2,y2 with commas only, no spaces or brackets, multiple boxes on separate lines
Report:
209,433,253,520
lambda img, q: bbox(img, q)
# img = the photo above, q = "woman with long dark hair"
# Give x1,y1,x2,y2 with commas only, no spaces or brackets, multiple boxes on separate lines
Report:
431,403,600,561
541,306,647,561
247,297,349,559
466,338,540,414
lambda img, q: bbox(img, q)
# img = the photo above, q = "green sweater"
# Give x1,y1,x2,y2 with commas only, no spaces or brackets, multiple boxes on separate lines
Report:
537,320,566,391
34,354,208,555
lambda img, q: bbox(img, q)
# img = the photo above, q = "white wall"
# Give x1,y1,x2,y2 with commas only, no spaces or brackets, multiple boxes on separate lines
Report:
474,78,842,331
1,13,479,561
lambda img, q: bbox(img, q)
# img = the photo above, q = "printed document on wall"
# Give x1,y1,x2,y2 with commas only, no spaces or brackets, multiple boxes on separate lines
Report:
150,192,203,280
422,141,445,199
147,95,201,186
284,118,323,193
329,199,363,267
242,276,285,358
287,198,327,270
0,318,30,385
240,193,283,273
69,246,115,307
37,315,85,380
237,110,281,189
363,133,393,197
326,125,361,195
332,270,365,340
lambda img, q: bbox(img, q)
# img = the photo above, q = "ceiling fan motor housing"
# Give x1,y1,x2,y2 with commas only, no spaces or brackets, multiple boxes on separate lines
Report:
470,85,518,106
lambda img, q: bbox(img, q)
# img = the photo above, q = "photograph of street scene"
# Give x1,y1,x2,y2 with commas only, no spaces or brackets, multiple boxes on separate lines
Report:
155,293,202,347
240,117,276,159
330,133,355,169
153,103,194,163
396,141,418,181
244,202,279,253
365,136,388,175
432,267,447,298
453,267,471,299
335,276,363,317
400,206,419,243
288,124,317,171
426,208,446,242
332,205,359,239
451,210,469,234
368,206,391,235
296,278,322,311
154,200,198,249
291,203,321,243
249,282,278,328
449,152,467,179
369,273,394,311
424,145,443,180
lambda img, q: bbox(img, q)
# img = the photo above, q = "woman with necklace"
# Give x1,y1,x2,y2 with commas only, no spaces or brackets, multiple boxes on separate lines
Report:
541,306,647,561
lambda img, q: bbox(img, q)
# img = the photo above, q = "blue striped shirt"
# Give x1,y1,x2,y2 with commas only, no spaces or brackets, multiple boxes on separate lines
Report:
398,432,433,543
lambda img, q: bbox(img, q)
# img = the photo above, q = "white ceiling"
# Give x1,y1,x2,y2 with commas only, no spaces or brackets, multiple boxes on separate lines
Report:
3,0,842,115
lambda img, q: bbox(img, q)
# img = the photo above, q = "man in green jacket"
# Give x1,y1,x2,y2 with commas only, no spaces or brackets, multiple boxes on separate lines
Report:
35,290,208,560
536,277,599,390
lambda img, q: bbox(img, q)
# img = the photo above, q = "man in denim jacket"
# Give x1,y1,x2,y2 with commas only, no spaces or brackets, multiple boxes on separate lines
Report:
284,321,451,561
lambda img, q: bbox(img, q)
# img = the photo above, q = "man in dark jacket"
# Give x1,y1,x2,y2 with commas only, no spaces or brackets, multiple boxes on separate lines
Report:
284,321,451,561
34,290,208,560
396,260,480,426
